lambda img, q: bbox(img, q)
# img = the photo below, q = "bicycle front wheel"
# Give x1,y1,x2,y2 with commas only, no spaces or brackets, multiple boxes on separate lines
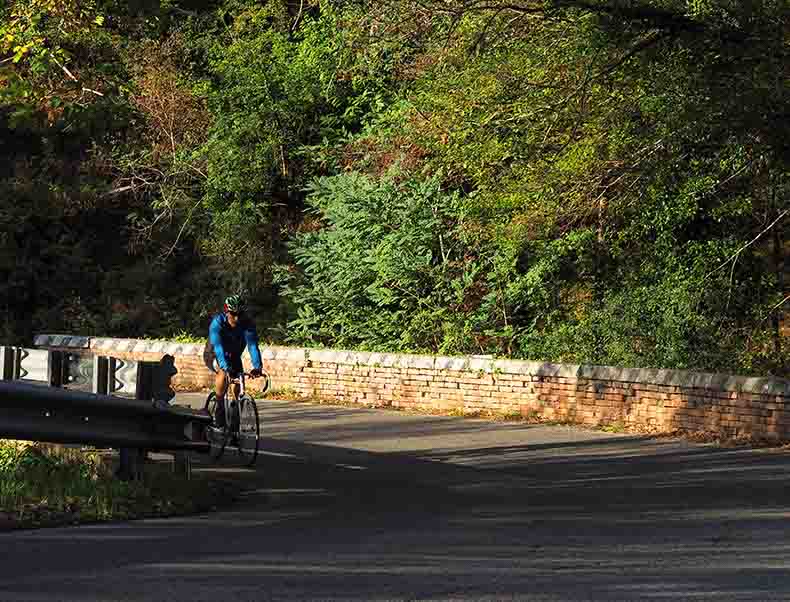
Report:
205,392,228,461
259,368,271,396
237,394,260,466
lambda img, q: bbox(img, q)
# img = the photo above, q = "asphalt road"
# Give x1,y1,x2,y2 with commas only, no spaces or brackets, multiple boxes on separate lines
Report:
3,397,790,601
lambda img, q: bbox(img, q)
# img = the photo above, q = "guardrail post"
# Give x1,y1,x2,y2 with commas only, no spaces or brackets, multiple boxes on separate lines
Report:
92,356,109,395
135,359,191,480
94,354,142,481
117,447,145,481
48,351,64,387
173,452,191,480
116,361,153,481
11,347,21,380
0,347,15,381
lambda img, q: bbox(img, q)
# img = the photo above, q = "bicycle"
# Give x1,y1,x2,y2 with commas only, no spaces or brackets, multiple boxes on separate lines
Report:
204,369,268,466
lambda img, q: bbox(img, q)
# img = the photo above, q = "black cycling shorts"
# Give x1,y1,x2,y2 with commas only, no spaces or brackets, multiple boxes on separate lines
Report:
212,354,243,377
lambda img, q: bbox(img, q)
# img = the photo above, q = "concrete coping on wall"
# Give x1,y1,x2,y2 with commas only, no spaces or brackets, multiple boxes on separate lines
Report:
33,334,790,396
31,334,90,349
34,334,207,358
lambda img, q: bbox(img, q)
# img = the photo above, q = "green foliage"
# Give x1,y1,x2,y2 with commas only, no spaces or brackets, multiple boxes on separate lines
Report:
0,442,113,515
194,4,371,285
1,0,788,376
280,173,479,352
0,440,226,525
278,0,790,375
170,330,207,344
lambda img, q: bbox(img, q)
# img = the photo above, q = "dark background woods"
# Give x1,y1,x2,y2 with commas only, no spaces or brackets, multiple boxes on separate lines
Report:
1,0,788,376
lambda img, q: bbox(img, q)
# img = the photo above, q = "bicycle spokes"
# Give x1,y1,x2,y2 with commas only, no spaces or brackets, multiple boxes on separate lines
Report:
237,396,260,466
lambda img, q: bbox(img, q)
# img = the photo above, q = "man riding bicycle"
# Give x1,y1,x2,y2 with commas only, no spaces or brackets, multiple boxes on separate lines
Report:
208,294,263,428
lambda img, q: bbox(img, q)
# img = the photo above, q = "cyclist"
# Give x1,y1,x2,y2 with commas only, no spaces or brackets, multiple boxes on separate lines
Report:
208,294,263,428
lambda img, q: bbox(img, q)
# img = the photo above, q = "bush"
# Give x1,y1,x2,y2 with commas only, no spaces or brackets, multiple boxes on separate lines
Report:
0,441,226,527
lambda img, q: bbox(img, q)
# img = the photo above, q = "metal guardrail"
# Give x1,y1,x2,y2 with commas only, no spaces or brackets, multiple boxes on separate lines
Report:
1,346,143,394
0,346,211,479
0,381,210,451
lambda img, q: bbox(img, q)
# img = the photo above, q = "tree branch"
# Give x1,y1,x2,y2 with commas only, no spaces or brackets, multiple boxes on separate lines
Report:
705,209,789,280
596,29,671,78
290,0,305,33
169,7,198,17
763,293,790,322
49,53,78,82
162,197,203,260
466,0,707,32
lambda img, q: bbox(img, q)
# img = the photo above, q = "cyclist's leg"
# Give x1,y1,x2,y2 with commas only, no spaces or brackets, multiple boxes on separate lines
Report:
213,359,230,428
227,355,243,432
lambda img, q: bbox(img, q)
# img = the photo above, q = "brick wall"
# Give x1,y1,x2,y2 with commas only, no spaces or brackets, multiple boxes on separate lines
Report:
34,334,790,440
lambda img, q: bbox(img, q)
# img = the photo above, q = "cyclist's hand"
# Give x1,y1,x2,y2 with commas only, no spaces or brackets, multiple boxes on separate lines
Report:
248,368,262,378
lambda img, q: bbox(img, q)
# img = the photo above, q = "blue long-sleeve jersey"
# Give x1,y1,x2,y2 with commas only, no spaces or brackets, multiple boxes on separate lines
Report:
208,312,262,372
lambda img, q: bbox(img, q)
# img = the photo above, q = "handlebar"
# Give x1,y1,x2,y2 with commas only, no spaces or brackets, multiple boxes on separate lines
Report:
225,370,263,383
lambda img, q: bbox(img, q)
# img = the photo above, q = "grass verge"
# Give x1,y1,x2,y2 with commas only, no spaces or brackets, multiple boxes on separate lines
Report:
0,441,238,530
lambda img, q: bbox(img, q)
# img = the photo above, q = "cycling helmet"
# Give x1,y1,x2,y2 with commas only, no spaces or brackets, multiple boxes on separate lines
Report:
223,294,245,314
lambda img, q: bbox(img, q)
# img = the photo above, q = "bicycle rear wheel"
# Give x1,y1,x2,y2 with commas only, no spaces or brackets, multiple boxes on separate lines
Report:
237,394,260,466
205,392,229,460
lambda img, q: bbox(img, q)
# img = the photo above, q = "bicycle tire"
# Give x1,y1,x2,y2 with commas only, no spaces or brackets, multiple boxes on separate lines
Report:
205,392,229,460
237,394,260,466
259,369,271,395
204,390,217,415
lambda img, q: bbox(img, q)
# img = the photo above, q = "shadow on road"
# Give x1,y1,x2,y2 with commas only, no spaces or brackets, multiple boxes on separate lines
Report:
241,433,790,518
4,404,790,601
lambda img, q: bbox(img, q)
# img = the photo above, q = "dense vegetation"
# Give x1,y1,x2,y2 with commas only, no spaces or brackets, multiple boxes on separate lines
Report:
1,0,788,375
0,440,228,526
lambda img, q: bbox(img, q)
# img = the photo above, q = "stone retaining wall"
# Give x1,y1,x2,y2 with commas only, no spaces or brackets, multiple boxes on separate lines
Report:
34,334,790,439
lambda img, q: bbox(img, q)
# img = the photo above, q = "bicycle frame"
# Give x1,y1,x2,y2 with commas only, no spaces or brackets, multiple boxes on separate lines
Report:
221,372,246,422
206,370,258,462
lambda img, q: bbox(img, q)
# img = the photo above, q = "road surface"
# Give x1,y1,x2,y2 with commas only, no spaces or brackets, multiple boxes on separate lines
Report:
2,397,790,601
